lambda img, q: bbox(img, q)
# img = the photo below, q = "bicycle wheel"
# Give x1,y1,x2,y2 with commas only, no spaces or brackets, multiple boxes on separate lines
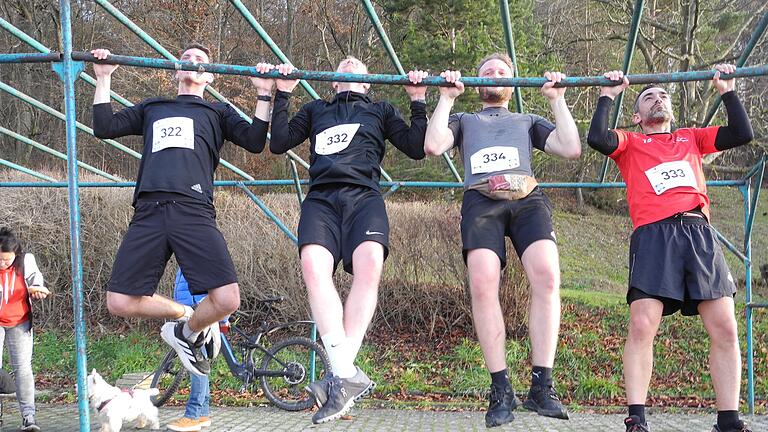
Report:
260,336,331,411
150,349,188,407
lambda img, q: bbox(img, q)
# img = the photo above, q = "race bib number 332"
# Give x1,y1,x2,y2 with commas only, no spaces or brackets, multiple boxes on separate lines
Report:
644,160,698,195
152,117,194,153
315,123,361,155
470,146,520,174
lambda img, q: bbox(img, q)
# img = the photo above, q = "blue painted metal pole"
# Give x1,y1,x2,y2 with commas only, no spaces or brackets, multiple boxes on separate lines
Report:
702,11,768,127
288,159,305,203
599,0,645,183
55,0,89,429
0,52,61,63
234,183,298,244
498,0,524,113
71,52,768,87
360,0,462,183
0,158,57,182
0,126,122,181
742,182,755,414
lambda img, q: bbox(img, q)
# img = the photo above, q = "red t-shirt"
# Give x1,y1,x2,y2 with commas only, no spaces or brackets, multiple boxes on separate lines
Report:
610,127,720,228
0,267,31,327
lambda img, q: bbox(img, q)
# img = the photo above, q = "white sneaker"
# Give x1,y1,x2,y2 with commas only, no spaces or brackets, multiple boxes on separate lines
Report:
203,322,221,360
160,321,210,376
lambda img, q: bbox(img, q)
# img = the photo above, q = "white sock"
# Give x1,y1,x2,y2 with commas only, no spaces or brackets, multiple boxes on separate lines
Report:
182,322,200,342
321,331,357,378
347,337,362,364
181,306,194,321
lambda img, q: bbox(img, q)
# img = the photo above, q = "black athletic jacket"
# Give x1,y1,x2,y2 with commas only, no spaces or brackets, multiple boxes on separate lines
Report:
270,90,427,191
93,95,268,206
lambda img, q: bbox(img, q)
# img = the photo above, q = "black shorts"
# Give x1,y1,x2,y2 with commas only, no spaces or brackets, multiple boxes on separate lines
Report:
108,193,238,296
460,188,556,268
298,185,389,274
627,213,735,316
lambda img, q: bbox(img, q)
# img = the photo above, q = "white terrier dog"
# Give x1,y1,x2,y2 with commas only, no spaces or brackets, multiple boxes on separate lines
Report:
86,369,160,432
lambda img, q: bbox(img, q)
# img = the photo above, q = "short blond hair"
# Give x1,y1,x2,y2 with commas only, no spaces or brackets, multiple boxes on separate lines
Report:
476,53,514,75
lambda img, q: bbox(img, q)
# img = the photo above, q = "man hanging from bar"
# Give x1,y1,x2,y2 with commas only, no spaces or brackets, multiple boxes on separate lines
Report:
587,65,753,432
424,53,580,428
90,44,273,377
266,57,428,424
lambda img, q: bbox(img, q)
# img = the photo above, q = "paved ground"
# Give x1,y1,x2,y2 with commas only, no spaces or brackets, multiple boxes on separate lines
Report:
0,403,766,431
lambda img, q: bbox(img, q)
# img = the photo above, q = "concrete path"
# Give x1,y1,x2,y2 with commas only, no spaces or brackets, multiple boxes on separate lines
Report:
1,403,766,431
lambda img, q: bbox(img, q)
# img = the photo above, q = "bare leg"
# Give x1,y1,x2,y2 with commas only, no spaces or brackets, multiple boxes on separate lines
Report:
624,298,664,405
187,283,240,333
520,240,561,368
344,241,384,346
106,291,185,319
698,297,741,411
466,248,506,373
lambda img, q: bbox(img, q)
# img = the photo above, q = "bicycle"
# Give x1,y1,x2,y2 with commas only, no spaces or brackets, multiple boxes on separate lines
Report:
150,296,331,411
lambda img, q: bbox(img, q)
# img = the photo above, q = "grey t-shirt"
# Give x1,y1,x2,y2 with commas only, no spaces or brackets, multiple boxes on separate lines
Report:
448,107,555,188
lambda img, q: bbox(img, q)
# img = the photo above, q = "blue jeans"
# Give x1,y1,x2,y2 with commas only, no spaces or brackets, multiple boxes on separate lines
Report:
184,373,209,419
0,320,35,417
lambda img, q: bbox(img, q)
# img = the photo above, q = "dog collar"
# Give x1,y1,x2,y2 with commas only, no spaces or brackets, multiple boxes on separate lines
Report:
97,389,134,412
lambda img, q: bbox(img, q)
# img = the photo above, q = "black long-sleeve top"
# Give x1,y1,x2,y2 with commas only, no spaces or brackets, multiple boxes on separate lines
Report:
93,95,268,206
587,91,753,156
270,90,427,191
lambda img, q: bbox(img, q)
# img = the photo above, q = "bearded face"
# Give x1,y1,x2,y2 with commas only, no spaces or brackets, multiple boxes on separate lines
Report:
479,86,513,103
477,59,514,104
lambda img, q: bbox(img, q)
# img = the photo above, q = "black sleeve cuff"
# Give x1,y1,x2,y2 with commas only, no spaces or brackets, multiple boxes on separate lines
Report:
410,100,427,116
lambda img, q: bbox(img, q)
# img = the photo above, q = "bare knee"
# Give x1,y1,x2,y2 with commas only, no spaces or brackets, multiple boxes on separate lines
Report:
530,269,559,301
352,243,384,275
709,318,739,349
628,312,659,343
208,284,240,314
469,272,499,304
106,292,133,317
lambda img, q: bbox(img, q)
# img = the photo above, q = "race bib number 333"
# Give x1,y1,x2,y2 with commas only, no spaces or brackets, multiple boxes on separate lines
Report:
470,146,520,174
644,160,698,195
152,117,194,153
315,123,361,155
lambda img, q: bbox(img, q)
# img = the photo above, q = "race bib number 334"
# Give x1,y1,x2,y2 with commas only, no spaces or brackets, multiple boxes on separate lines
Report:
644,160,698,195
315,123,361,155
470,146,520,174
152,117,194,153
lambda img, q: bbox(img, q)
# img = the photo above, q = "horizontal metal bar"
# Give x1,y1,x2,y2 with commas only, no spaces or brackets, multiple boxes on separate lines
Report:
748,303,768,308
0,52,62,63
0,179,747,188
69,52,768,87
0,159,57,182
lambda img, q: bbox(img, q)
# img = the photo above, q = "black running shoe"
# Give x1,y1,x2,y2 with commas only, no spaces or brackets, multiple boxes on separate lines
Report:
624,415,650,431
522,384,569,420
306,367,375,408
21,415,40,432
485,385,519,428
712,421,752,432
311,375,355,424
161,321,210,376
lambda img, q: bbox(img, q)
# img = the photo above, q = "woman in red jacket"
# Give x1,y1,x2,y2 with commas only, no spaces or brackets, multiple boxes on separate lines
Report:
0,227,50,431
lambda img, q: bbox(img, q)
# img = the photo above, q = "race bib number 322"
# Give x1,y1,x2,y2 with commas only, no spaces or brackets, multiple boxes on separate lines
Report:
644,160,698,195
470,146,520,174
315,123,361,155
152,117,194,153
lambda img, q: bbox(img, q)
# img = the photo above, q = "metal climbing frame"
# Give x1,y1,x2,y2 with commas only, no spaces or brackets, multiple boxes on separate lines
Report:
0,2,766,429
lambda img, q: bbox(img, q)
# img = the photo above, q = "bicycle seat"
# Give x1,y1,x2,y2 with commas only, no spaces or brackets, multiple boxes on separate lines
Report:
259,296,284,304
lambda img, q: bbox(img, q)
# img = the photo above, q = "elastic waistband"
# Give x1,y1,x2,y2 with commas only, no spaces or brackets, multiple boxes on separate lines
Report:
137,191,198,203
656,208,708,224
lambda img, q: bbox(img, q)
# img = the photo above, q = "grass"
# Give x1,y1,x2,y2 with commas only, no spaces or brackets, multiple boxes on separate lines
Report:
34,289,767,413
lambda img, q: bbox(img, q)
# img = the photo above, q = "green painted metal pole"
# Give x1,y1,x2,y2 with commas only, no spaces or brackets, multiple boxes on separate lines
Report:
360,0,462,183
0,158,57,181
0,80,142,159
54,0,89,429
289,159,305,203
0,126,122,181
702,11,768,127
0,52,61,63
599,0,645,183
499,0,524,114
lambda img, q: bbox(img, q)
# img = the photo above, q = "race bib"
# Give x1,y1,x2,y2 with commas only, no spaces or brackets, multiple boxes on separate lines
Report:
470,146,520,174
315,123,361,155
644,160,698,195
152,117,194,153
